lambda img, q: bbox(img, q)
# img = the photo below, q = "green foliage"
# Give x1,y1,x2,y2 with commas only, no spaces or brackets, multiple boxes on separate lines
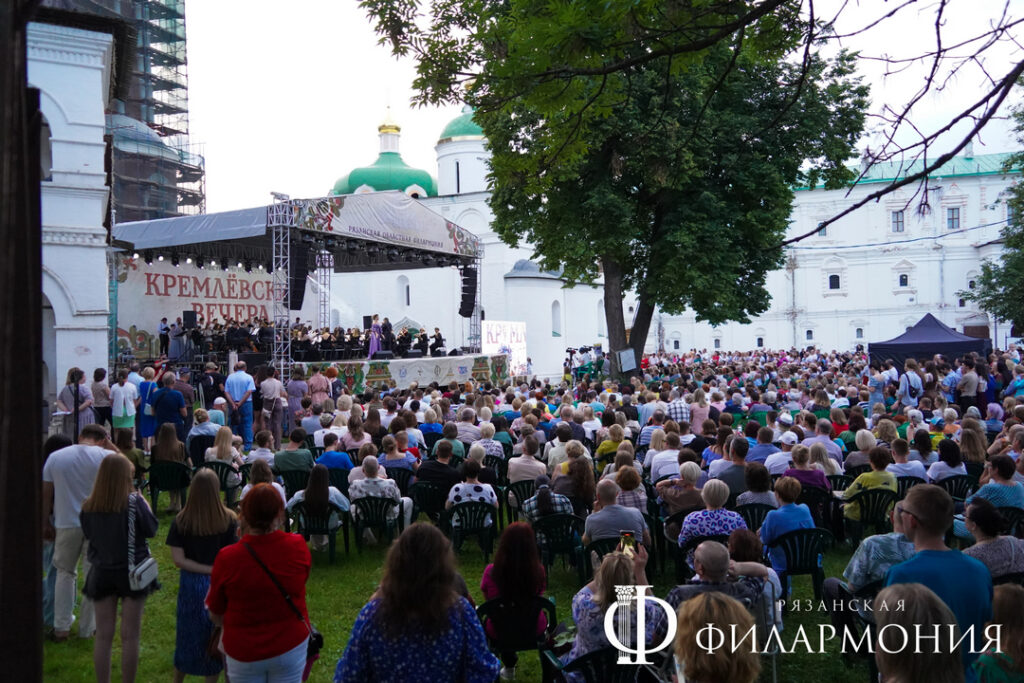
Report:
485,46,867,326
960,101,1024,326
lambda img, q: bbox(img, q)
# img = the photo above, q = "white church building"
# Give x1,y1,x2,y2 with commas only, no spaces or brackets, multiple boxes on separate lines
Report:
329,108,1019,375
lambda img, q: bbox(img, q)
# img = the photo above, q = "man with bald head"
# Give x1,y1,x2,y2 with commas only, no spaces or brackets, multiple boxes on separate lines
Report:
664,540,768,611
582,479,650,547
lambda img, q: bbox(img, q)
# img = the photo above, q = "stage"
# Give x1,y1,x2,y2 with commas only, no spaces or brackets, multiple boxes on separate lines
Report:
305,353,510,392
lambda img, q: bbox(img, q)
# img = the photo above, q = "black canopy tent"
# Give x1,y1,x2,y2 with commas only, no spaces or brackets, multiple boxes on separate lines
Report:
867,313,992,365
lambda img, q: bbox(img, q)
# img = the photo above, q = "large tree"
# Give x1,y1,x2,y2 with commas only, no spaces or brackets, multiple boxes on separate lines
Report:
485,47,867,369
959,99,1024,329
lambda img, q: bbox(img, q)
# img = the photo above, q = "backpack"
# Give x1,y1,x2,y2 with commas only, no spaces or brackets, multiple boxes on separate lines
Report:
907,374,921,399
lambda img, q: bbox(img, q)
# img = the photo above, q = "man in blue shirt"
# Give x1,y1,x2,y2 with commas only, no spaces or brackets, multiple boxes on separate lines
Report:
316,433,355,470
747,426,781,464
758,476,815,572
885,484,992,682
224,361,256,451
151,373,186,442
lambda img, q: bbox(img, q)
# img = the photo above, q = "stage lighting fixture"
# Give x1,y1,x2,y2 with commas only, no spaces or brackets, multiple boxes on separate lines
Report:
386,247,399,262
186,257,193,265
210,259,216,267
244,261,253,273
325,237,339,250
221,261,228,271
266,262,273,273
157,254,165,262
301,232,315,244
346,241,359,254
423,257,435,267
171,253,180,267
132,252,139,259
235,261,242,269
257,263,264,271
196,258,204,269
144,251,153,265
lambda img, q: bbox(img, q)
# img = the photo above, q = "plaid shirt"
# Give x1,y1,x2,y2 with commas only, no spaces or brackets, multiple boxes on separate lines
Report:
665,399,691,424
522,488,575,551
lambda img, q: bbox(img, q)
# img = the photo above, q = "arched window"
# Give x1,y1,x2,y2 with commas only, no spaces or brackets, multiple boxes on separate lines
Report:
959,298,966,308
856,328,864,339
899,274,909,287
713,338,721,349
40,115,52,182
968,280,976,290
673,340,680,350
806,329,814,341
756,337,764,348
828,274,841,290
597,299,606,337
396,275,410,307
551,300,562,337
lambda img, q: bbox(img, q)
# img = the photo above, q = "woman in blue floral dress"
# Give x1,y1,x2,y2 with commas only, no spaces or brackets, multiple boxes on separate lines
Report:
335,523,500,683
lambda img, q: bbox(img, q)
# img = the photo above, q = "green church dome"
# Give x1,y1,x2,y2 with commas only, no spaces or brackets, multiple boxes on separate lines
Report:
438,105,484,143
331,116,437,197
331,152,437,197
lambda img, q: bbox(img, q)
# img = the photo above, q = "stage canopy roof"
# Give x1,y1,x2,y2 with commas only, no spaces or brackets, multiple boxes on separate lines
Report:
112,191,481,273
867,313,992,365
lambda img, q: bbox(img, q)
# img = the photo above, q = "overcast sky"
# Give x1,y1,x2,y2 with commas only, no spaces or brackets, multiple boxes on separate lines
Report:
185,1,1022,214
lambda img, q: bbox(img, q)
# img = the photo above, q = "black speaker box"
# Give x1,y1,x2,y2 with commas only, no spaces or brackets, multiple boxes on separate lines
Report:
239,352,267,368
459,266,477,318
362,315,373,330
371,350,394,360
182,310,197,329
405,349,423,358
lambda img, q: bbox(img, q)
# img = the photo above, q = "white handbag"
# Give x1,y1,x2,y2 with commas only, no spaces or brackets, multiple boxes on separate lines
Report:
127,493,158,591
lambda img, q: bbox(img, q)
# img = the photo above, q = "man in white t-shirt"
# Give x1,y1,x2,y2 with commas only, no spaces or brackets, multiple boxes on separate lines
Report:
42,424,116,640
764,432,798,475
648,432,683,481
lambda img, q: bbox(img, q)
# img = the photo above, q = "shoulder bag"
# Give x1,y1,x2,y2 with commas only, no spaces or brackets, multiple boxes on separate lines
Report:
142,384,156,416
242,542,322,676
127,493,158,590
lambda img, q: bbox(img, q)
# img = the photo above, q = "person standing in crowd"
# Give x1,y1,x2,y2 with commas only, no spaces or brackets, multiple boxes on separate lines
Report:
225,361,256,451
260,366,286,450
137,367,159,451
80,453,159,683
200,362,226,411
335,523,501,682
207,484,312,683
287,367,309,428
42,424,115,641
109,369,139,442
91,368,112,431
308,365,331,408
166,469,238,683
57,367,96,437
174,369,196,432
41,434,73,636
151,373,187,443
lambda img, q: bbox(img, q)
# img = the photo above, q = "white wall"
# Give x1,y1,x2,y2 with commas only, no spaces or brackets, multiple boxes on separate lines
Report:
29,22,115,397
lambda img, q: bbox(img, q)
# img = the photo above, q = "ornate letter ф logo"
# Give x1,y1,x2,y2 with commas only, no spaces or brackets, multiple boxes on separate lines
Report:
603,585,677,665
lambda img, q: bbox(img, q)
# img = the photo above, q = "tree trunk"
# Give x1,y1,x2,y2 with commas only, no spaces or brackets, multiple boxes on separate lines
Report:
629,293,655,368
602,257,628,377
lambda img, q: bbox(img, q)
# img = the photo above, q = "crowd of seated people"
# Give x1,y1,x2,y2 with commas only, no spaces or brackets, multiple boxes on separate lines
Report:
44,344,1024,682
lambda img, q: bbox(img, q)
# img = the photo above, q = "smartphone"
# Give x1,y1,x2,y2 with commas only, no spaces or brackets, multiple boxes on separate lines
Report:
619,531,636,558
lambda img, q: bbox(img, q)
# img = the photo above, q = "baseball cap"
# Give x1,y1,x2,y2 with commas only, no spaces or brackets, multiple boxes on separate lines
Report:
780,431,799,445
213,397,227,406
778,413,793,425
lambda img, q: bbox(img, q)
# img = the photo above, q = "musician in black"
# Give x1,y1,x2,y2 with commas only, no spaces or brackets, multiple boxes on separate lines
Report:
381,317,394,351
415,332,429,355
430,327,444,355
396,327,413,357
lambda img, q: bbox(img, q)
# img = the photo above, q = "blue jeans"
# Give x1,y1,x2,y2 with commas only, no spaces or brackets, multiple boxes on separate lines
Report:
225,639,305,683
232,401,254,450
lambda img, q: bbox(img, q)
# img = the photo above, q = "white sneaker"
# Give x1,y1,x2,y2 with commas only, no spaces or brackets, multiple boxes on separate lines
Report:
499,666,515,681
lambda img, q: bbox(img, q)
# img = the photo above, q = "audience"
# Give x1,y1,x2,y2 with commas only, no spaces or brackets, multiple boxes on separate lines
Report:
972,584,1024,681
758,476,815,575
672,592,761,683
874,582,965,683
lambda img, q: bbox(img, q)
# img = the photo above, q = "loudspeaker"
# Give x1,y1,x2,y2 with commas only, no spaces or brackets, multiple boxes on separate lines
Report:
371,350,394,360
459,266,477,318
239,352,267,368
362,315,373,330
448,349,461,356
289,242,310,310
182,310,197,330
405,349,423,359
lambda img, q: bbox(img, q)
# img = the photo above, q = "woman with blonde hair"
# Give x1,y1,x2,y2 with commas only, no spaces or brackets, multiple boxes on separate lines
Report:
874,418,899,447
167,469,238,683
874,583,964,683
562,548,657,668
205,425,243,483
153,422,188,512
648,428,667,456
80,453,158,683
674,592,761,683
688,388,710,429
959,426,989,464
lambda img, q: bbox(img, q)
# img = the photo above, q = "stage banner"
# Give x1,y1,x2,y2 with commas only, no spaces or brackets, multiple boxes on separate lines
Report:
482,320,528,377
114,255,314,358
327,354,509,392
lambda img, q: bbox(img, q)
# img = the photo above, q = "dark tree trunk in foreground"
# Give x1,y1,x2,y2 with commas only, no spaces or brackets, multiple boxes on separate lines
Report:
0,0,43,678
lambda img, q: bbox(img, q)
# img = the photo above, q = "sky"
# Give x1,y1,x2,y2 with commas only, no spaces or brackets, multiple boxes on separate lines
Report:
184,1,1023,214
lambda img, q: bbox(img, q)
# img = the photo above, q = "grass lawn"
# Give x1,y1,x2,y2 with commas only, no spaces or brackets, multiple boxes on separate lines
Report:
44,509,872,682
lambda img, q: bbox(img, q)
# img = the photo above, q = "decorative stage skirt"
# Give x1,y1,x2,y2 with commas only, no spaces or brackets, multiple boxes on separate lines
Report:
174,569,223,676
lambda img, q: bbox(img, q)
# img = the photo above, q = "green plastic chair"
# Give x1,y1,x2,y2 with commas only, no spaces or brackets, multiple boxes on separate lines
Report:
577,537,622,585
765,527,834,601
385,467,414,497
278,469,311,501
195,460,242,507
826,474,853,492
351,496,403,551
895,476,924,501
327,468,351,499
410,480,449,524
541,645,643,683
447,501,498,563
736,503,775,533
531,513,584,571
844,489,897,543
289,501,348,561
936,475,975,502
477,596,556,664
505,480,536,522
148,460,191,511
